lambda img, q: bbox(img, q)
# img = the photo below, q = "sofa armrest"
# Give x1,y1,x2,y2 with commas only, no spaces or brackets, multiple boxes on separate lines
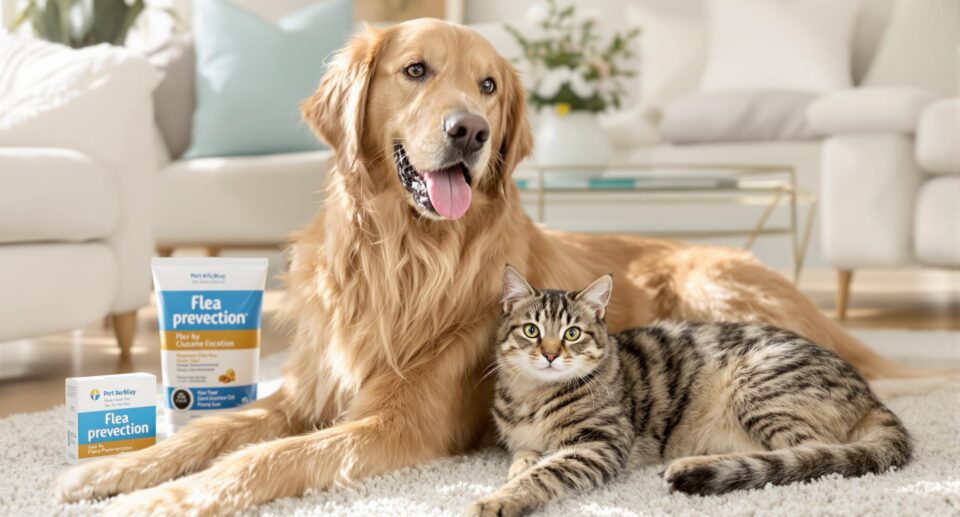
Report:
820,135,922,268
916,98,960,175
807,87,939,135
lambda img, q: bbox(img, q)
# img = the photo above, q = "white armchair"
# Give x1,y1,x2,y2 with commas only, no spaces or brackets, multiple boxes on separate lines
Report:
0,149,152,356
0,36,158,355
808,88,960,318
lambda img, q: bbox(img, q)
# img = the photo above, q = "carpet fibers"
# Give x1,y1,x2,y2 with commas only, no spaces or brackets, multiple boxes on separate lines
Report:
1,330,957,516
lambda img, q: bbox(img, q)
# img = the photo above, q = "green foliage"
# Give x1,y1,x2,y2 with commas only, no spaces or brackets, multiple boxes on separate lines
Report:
8,0,171,48
506,0,640,113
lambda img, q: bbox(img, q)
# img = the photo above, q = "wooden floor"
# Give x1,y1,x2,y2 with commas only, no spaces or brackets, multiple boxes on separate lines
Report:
1,269,957,418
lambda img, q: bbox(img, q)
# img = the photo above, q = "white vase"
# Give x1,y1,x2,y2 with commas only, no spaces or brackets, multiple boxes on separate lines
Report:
534,110,612,185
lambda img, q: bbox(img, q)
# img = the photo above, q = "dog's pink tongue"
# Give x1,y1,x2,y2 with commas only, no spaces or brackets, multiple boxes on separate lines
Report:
423,168,472,220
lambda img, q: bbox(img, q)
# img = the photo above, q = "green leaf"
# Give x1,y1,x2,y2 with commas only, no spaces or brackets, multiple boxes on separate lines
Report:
88,0,124,45
8,1,35,31
67,0,95,44
504,24,530,47
31,0,64,44
115,0,144,45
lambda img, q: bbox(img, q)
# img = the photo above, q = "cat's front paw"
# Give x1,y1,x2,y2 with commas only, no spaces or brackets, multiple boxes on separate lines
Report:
465,495,529,517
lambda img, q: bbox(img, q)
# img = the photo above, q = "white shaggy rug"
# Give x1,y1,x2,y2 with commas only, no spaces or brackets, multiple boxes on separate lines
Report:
1,330,958,516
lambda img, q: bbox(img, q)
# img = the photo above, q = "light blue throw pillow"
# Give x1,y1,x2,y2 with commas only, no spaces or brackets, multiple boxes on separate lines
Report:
184,0,352,159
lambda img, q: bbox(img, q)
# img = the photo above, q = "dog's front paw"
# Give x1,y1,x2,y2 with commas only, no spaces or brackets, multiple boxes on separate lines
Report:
103,480,225,517
465,495,529,517
55,456,142,502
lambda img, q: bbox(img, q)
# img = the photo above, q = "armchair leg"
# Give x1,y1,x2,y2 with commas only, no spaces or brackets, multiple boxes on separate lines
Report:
157,247,174,257
111,310,138,359
836,270,854,321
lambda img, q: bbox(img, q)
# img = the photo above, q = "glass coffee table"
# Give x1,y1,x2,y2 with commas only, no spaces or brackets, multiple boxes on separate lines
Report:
514,162,817,282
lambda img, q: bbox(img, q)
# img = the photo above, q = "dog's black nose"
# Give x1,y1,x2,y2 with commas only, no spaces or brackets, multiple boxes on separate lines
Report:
444,112,489,154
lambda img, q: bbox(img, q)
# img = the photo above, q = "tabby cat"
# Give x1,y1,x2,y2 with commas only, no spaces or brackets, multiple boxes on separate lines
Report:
466,266,911,517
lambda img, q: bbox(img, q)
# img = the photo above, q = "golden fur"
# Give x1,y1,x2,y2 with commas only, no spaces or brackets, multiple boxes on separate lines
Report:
55,20,920,516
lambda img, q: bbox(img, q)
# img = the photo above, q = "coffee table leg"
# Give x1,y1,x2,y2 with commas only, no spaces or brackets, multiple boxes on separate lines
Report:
744,189,783,250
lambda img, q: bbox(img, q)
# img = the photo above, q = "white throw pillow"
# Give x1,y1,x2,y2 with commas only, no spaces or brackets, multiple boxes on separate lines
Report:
660,91,822,144
0,36,161,170
626,4,708,121
700,0,861,93
862,0,960,96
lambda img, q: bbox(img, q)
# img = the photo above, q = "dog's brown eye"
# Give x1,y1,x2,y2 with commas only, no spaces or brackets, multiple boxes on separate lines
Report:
480,77,496,94
404,62,426,79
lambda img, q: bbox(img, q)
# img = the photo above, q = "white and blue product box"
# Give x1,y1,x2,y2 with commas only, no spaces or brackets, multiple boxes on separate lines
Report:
65,373,157,464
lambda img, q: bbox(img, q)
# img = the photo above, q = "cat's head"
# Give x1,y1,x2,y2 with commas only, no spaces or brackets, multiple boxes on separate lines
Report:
496,265,613,383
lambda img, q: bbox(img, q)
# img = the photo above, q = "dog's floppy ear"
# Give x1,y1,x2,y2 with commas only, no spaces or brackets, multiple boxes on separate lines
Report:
495,59,534,185
302,25,384,168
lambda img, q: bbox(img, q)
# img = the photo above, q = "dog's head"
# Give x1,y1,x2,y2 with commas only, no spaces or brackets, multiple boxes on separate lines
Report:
303,18,533,221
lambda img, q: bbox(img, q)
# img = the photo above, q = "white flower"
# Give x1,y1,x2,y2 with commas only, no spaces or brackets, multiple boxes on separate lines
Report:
568,72,596,98
525,3,550,25
537,66,572,98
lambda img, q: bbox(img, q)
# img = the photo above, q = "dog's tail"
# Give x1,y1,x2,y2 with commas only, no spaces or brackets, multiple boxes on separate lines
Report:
807,299,960,397
825,325,959,380
870,373,960,399
665,406,911,496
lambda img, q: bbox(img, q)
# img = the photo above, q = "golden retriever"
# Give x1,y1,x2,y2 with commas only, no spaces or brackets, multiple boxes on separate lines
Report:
55,19,919,515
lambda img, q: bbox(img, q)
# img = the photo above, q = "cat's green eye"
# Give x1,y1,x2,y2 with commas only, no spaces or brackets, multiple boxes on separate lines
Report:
522,324,540,339
563,326,582,341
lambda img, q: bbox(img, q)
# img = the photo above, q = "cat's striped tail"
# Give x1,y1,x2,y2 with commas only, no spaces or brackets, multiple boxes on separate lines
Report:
663,406,911,496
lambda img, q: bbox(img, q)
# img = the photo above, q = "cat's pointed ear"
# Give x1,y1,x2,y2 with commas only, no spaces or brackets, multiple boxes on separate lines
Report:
576,274,613,320
502,265,534,313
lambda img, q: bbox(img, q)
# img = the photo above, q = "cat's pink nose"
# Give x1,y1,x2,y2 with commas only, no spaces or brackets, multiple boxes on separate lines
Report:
543,352,557,363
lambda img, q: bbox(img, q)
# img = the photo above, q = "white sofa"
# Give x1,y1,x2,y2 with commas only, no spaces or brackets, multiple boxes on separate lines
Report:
0,37,157,354
0,149,152,356
152,147,333,253
459,0,953,270
809,92,960,318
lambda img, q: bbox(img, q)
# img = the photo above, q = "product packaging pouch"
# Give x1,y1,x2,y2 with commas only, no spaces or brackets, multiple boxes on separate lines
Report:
152,257,267,432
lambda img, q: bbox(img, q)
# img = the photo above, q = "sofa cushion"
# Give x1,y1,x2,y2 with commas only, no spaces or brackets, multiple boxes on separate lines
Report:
862,0,960,96
916,99,960,175
660,91,821,144
915,176,960,267
148,31,195,160
700,0,860,93
0,36,162,173
626,4,707,122
154,151,334,245
807,87,938,135
0,148,120,244
184,0,352,158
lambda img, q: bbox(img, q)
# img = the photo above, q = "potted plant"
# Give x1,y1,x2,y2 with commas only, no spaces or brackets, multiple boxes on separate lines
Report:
9,0,174,48
507,0,639,182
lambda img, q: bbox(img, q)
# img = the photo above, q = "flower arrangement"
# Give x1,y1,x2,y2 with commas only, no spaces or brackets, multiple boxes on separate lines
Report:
506,0,640,114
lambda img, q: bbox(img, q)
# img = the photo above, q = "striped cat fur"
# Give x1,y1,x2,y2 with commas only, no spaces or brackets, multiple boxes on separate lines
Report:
467,266,911,517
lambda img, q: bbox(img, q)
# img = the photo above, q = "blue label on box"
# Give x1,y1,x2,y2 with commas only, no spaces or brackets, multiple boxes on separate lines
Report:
165,384,257,410
78,406,156,445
